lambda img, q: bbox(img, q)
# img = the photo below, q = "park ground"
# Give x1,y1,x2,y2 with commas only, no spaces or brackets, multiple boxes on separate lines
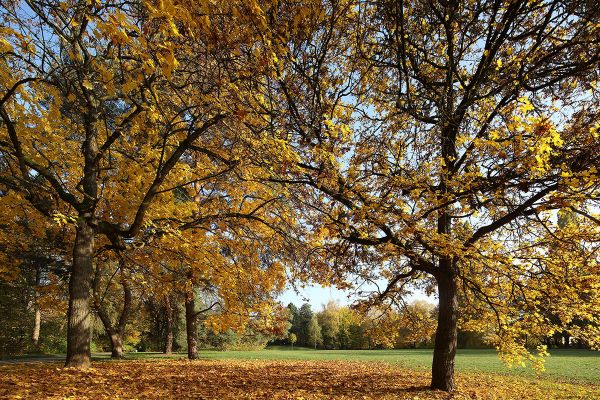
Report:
1,347,599,399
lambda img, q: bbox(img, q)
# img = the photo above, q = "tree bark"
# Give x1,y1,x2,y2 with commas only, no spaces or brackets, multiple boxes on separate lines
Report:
32,308,41,347
65,218,94,368
31,266,42,348
94,274,131,360
110,333,124,358
430,272,459,391
185,293,198,360
164,295,174,355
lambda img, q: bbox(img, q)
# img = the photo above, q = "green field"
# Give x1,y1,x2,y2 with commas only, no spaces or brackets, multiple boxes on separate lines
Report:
94,347,600,385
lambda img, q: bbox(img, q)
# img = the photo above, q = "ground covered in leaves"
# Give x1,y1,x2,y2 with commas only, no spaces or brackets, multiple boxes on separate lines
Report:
0,360,598,399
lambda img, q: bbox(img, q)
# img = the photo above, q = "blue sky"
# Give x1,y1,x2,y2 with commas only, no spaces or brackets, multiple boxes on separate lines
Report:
278,283,436,310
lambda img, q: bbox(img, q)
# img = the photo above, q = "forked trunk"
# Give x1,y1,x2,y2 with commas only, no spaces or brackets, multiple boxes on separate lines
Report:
65,218,94,368
430,273,459,391
94,274,132,360
185,294,198,360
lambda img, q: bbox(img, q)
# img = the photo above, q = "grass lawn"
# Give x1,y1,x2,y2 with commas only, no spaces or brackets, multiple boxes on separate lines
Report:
104,347,600,385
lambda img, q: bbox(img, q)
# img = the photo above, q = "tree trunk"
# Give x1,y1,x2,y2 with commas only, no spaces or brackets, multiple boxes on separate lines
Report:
65,218,94,368
94,272,131,360
185,293,198,360
31,266,42,348
164,296,174,355
430,272,459,391
110,333,124,358
32,308,41,347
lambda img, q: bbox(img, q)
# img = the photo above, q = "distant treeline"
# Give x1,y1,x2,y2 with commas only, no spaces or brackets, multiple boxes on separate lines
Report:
272,301,446,350
0,271,587,356
273,301,587,351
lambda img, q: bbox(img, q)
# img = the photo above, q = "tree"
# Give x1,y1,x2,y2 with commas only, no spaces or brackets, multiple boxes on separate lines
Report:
317,302,341,349
287,303,300,339
0,0,296,367
258,0,600,391
296,303,314,347
0,0,223,367
0,190,69,354
92,258,134,359
400,301,437,348
288,332,297,350
163,294,176,355
307,314,322,350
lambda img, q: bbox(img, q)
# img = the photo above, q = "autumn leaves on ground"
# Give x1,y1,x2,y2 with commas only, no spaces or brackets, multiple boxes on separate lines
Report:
1,359,597,400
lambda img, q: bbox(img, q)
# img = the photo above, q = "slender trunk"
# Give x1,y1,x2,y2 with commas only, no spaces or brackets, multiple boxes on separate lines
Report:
164,296,174,355
31,266,42,348
32,308,41,346
185,292,198,360
186,159,202,361
430,272,459,391
65,218,94,368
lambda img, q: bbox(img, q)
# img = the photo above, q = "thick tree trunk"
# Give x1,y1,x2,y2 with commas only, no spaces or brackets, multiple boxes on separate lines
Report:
65,218,94,368
110,333,124,359
164,296,174,355
185,293,198,360
430,272,459,391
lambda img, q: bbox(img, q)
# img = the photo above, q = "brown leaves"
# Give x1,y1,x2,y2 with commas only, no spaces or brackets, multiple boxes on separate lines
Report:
0,360,597,399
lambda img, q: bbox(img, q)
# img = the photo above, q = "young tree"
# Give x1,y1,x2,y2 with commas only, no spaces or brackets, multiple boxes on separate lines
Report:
307,314,322,350
288,332,297,350
258,0,600,391
0,188,69,353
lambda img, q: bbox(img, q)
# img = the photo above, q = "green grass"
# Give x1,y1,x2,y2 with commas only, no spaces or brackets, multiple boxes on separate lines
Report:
96,347,600,385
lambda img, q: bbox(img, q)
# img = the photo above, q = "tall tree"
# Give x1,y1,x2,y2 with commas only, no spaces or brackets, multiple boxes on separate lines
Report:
297,303,314,347
259,0,600,391
307,314,322,350
287,303,300,339
317,301,341,349
0,0,221,367
0,0,295,367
